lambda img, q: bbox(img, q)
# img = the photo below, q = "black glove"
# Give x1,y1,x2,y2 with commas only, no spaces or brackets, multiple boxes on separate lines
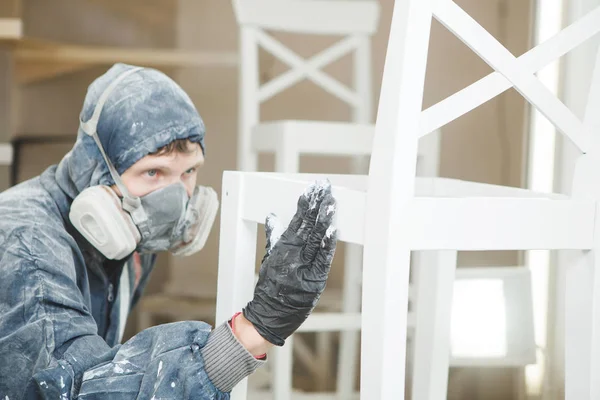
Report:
243,180,338,346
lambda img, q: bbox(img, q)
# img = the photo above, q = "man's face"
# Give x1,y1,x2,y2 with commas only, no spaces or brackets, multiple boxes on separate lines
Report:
114,141,204,198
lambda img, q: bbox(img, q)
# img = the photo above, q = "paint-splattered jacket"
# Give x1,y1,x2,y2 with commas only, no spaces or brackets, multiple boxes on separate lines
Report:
0,64,263,399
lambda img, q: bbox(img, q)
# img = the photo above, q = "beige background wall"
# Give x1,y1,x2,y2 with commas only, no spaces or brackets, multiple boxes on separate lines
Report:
2,1,532,398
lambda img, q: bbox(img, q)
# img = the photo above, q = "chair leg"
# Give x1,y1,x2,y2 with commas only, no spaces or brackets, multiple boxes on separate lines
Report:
272,335,294,400
215,172,258,400
361,247,413,398
411,251,457,400
565,248,600,400
336,244,363,399
315,331,333,391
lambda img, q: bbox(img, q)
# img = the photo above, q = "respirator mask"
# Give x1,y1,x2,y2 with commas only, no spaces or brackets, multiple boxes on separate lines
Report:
69,67,219,260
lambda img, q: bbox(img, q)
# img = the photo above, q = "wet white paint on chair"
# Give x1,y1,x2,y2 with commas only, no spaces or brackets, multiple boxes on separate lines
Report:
218,1,600,400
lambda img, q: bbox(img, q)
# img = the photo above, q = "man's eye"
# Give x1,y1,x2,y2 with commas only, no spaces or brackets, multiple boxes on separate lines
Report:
146,169,158,177
185,167,196,175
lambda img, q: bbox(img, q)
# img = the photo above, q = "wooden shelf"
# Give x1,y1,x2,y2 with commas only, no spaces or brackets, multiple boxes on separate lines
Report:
0,19,238,84
14,39,238,67
13,39,238,84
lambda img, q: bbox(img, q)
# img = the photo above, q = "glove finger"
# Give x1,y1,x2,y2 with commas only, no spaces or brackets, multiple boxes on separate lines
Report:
314,227,338,278
262,213,286,264
285,186,312,234
261,213,276,264
264,214,275,248
296,180,332,242
302,194,337,262
265,213,285,251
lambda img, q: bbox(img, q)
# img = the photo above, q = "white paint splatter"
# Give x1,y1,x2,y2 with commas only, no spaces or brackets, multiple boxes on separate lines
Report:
326,225,336,238
322,226,337,247
60,376,65,389
129,121,145,136
112,360,134,374
171,382,176,388
117,344,137,359
303,180,331,208
157,360,163,377
309,194,320,210
303,179,330,196
326,204,336,215
266,214,284,251
82,367,108,381
303,183,316,197
40,381,48,388
5,395,9,400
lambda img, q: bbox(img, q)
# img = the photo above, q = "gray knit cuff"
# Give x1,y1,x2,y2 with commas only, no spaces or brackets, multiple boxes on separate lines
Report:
201,321,266,392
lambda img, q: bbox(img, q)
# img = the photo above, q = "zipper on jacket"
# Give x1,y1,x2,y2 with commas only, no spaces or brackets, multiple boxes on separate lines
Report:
107,283,114,302
104,283,115,338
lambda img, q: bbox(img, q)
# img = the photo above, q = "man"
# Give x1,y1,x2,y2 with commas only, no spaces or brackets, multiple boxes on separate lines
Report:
0,63,338,399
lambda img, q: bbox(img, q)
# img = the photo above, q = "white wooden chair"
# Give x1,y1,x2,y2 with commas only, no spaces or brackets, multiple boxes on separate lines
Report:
233,2,462,397
234,0,379,173
232,1,381,398
218,1,600,399
233,1,486,398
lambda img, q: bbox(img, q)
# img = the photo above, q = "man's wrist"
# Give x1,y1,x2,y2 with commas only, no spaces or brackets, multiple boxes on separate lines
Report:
230,312,271,358
202,320,266,392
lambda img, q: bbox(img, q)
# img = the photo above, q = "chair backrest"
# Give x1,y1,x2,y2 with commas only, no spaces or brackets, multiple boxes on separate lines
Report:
361,1,600,397
417,130,441,177
232,0,379,36
232,0,381,171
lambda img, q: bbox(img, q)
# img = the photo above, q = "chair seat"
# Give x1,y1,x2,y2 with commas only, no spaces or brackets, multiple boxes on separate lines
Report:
252,120,374,156
234,171,593,250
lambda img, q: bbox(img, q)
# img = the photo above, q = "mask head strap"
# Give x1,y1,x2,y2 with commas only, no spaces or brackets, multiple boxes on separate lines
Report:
80,67,144,212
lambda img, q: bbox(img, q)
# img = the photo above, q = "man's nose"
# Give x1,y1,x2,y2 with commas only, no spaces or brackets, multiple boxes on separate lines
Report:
165,175,193,198
164,175,180,187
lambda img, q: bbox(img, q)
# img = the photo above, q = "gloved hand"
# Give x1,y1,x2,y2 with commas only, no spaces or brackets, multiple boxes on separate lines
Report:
243,180,338,346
